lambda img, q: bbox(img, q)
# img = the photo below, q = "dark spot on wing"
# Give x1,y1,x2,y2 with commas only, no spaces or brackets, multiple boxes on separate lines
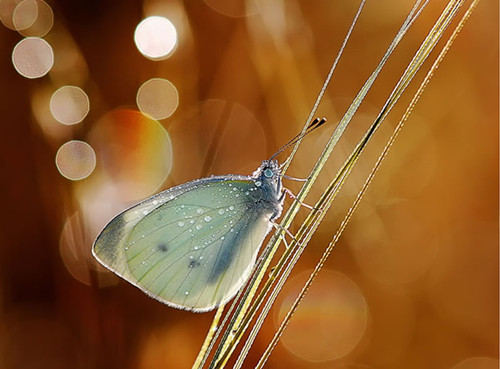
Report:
157,243,168,252
189,259,201,268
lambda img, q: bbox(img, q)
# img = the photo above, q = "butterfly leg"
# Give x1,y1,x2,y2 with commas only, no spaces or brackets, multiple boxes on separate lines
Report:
282,174,308,182
269,220,299,249
282,188,319,211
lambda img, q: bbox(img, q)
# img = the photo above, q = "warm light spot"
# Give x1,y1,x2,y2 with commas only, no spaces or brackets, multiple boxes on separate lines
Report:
48,30,89,85
134,16,177,60
13,0,53,37
55,140,96,180
348,205,438,285
12,37,53,78
276,270,368,362
89,109,173,201
50,86,90,125
12,0,36,30
59,212,117,287
166,99,266,183
31,86,73,139
136,78,179,120
0,0,21,30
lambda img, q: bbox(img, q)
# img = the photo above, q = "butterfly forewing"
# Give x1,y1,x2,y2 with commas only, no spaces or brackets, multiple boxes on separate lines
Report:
93,177,275,312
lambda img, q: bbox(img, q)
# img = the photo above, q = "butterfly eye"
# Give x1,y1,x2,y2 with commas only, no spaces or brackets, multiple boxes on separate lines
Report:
264,168,274,178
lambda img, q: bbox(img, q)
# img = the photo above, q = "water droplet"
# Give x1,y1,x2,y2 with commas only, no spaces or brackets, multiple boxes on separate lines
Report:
199,256,204,260
204,215,212,222
169,194,174,199
189,255,194,259
235,194,239,197
196,224,203,230
228,183,232,187
229,206,235,211
153,200,158,205
143,210,149,215
185,291,189,295
190,219,195,224
218,209,225,215
221,236,225,240
245,191,249,195
196,208,203,214
178,221,185,227
181,204,185,208
255,181,262,187
230,228,234,232
194,246,199,250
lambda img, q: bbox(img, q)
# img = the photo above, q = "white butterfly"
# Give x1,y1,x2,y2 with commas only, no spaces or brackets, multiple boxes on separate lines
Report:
93,118,325,312
93,159,284,312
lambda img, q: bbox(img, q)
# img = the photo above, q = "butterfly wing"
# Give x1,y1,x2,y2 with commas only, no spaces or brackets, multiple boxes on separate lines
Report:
93,177,277,312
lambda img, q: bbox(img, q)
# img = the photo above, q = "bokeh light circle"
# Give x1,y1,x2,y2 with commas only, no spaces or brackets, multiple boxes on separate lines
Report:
89,109,173,201
59,212,117,287
134,16,177,60
348,205,438,285
12,37,53,78
167,99,266,184
0,0,22,29
31,86,73,140
50,86,90,125
12,0,37,31
136,78,179,120
276,270,368,362
55,140,96,180
13,0,53,37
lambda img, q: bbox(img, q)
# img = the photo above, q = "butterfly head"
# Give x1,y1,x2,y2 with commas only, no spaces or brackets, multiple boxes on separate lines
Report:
253,160,282,195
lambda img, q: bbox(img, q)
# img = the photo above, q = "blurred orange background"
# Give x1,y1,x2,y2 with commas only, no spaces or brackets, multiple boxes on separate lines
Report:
0,1,497,368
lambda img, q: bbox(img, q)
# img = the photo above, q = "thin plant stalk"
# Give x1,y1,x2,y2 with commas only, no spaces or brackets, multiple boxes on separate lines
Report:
246,1,468,366
256,0,480,365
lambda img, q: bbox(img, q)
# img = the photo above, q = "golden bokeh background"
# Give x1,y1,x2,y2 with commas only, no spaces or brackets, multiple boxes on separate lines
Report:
0,1,497,368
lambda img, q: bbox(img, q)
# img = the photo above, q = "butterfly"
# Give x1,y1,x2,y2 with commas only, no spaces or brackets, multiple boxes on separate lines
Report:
92,118,325,312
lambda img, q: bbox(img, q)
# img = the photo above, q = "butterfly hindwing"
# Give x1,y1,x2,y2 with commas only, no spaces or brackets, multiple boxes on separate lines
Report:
93,177,275,312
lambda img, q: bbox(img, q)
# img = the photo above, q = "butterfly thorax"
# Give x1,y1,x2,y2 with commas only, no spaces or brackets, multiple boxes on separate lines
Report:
251,160,284,220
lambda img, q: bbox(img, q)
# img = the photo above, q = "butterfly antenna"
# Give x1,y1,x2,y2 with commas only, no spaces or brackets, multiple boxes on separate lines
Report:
269,118,327,161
